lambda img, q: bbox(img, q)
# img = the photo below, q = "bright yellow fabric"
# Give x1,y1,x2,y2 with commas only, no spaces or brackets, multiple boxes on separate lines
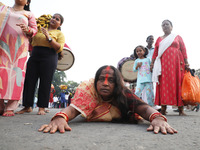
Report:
31,30,65,53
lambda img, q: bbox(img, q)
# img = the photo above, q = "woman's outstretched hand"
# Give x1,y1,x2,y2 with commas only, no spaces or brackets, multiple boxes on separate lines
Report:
147,117,178,134
38,116,72,134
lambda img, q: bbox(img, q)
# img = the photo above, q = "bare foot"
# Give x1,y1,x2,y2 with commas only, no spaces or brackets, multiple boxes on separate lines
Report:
15,107,32,114
37,108,46,115
179,112,187,116
160,110,166,115
45,110,50,113
3,110,15,117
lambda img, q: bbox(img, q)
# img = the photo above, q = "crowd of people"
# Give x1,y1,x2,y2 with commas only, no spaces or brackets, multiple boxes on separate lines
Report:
33,90,73,109
51,91,73,108
0,0,199,135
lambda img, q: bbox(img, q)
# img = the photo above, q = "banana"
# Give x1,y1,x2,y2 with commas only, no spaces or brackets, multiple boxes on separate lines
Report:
40,14,47,17
36,14,52,31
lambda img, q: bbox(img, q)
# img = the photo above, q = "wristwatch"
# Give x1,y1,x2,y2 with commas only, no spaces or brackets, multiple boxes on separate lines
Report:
48,37,52,43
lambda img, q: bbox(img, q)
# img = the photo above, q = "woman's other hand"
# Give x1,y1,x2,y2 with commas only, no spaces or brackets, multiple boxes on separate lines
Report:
16,23,29,34
147,117,178,134
185,64,190,71
41,27,50,39
38,116,72,134
150,64,154,72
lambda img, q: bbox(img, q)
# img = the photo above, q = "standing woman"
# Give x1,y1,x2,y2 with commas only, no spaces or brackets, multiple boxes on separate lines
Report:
16,13,65,115
150,20,189,115
0,0,37,116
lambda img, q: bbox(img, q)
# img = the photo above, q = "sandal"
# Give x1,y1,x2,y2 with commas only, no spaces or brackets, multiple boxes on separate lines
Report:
2,110,15,117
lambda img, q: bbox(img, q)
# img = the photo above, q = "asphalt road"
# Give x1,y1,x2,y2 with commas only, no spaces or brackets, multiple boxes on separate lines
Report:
0,107,200,150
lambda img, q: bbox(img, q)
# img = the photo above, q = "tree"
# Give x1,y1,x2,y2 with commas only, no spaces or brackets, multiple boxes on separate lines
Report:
52,70,80,96
52,70,67,96
195,68,200,78
66,80,79,93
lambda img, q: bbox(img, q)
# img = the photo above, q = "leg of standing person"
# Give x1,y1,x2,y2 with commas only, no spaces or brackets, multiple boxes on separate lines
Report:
178,106,186,116
5,100,19,113
0,99,5,115
53,102,56,108
1,100,19,116
135,83,145,100
142,87,148,103
196,104,200,112
161,105,167,115
15,56,39,114
37,48,58,115
145,83,154,107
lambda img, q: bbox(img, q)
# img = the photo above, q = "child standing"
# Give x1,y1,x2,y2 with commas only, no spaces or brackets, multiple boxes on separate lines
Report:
133,45,154,106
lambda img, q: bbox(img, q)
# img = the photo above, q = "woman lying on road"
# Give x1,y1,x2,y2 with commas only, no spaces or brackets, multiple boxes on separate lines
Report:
39,65,177,134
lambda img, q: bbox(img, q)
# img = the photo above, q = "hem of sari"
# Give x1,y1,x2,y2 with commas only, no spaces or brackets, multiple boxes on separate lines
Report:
70,104,87,117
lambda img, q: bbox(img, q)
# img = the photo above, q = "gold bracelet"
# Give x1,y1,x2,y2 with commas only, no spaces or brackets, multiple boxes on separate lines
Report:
149,112,167,122
51,112,69,122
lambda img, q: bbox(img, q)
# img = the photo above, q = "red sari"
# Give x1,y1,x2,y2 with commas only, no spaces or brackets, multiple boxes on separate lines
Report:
152,35,187,106
49,88,55,103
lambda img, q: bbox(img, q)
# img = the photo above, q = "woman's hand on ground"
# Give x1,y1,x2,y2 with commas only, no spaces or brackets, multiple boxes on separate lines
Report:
38,116,71,134
147,117,178,134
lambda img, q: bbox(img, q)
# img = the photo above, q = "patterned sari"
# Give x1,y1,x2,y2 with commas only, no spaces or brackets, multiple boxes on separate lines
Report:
0,3,37,100
71,79,143,122
152,35,188,106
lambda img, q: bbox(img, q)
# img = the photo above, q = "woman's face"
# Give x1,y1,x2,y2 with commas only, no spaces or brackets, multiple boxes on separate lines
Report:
96,68,115,100
15,0,28,6
162,20,172,34
50,14,62,29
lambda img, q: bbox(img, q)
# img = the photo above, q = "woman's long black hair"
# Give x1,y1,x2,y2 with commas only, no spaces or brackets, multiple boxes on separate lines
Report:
94,65,143,123
24,0,31,11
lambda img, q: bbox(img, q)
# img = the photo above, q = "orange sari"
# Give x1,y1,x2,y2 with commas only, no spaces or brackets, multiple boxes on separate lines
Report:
70,79,121,122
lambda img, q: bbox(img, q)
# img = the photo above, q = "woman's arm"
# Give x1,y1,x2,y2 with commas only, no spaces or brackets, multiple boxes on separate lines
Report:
38,106,80,133
150,58,155,72
178,35,190,70
136,62,142,70
150,37,160,72
16,12,38,38
133,60,142,72
27,12,38,37
135,104,177,134
40,27,62,52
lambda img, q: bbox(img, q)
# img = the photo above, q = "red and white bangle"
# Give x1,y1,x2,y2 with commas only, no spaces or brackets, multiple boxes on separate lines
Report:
51,112,69,122
26,27,32,34
149,112,167,122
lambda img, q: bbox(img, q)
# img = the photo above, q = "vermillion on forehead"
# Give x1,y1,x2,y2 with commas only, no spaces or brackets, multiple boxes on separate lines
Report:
100,67,114,76
100,66,114,84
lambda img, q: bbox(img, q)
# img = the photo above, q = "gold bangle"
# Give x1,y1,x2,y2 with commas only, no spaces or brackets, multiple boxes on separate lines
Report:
149,112,167,122
51,112,69,122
